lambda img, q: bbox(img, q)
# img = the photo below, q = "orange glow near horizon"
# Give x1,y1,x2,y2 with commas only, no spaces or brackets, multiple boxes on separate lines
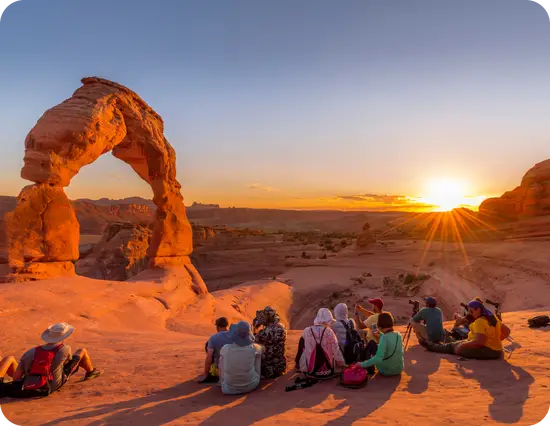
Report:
418,178,488,212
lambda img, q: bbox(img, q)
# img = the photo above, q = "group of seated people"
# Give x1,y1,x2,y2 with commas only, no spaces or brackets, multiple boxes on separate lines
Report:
1,322,102,398
199,295,512,395
198,306,287,395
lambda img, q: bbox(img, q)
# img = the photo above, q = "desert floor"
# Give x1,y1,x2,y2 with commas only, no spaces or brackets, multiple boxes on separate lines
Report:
1,240,550,425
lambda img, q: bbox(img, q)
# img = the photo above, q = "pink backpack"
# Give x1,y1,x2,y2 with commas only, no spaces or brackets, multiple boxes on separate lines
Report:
340,364,368,389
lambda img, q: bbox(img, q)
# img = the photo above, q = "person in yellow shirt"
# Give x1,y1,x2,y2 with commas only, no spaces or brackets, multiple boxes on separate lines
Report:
354,298,384,344
421,300,510,359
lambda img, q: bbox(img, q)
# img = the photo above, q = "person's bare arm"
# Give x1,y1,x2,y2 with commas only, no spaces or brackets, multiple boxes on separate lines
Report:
500,323,511,340
355,303,374,317
197,349,214,382
13,363,24,381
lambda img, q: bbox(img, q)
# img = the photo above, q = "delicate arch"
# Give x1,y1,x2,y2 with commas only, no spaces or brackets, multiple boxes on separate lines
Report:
4,77,205,292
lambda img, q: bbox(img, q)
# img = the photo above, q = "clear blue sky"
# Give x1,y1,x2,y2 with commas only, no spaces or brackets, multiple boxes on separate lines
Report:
1,0,549,210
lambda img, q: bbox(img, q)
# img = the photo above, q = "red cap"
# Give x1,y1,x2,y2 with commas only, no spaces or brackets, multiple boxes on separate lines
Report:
368,298,384,311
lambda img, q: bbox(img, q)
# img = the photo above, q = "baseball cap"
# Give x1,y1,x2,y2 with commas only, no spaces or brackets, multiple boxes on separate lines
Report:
424,296,437,306
368,298,384,311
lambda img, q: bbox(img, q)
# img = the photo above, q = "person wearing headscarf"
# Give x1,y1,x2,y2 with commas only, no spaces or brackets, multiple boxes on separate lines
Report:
297,308,345,377
330,303,357,349
421,300,510,359
253,306,287,379
219,321,263,395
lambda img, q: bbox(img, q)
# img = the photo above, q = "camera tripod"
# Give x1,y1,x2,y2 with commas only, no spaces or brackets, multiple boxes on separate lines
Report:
403,300,420,351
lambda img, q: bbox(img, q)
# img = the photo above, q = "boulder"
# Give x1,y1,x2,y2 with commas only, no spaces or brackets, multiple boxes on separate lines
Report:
479,159,550,221
76,222,152,281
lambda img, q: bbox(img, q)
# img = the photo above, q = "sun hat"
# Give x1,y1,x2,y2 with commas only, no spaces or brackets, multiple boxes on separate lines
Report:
41,322,75,344
231,321,255,347
368,298,384,311
314,308,335,326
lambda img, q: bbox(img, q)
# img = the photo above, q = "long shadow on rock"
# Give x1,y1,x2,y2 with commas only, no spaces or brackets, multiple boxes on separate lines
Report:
323,374,402,426
404,344,441,394
41,380,225,426
451,359,534,424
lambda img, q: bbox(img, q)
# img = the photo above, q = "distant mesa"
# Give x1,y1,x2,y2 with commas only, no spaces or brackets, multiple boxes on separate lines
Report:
189,202,220,210
480,159,550,221
1,76,206,294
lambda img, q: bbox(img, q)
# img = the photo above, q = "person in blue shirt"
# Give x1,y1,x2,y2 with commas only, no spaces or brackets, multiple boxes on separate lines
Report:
198,317,233,383
411,297,446,343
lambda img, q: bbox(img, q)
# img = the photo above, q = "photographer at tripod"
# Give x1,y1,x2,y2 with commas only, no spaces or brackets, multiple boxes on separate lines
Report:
410,297,446,344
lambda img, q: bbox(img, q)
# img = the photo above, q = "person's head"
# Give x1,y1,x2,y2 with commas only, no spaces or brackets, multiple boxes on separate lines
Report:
314,308,335,326
368,298,384,313
230,321,255,347
41,322,74,346
333,303,349,321
253,306,280,329
215,317,229,332
377,312,394,332
424,296,437,309
467,300,496,325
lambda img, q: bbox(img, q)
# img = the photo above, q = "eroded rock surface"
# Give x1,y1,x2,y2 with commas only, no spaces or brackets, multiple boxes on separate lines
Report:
5,77,202,288
480,159,550,221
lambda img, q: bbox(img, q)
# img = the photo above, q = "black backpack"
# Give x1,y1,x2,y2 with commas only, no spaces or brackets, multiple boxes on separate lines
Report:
528,315,550,328
340,320,365,364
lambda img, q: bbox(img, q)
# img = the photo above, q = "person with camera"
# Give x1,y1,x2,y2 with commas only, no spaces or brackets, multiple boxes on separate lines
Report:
358,312,404,376
410,296,445,344
355,298,385,360
421,300,510,359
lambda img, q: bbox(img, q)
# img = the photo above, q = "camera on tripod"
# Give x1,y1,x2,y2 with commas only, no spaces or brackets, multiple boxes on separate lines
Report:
485,298,502,321
408,299,420,315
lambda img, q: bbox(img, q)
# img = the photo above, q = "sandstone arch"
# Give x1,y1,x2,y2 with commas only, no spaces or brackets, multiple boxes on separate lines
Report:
5,77,206,293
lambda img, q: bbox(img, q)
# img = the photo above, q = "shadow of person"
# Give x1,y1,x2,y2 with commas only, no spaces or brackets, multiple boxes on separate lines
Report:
323,373,402,425
40,379,224,426
404,344,441,394
452,359,535,424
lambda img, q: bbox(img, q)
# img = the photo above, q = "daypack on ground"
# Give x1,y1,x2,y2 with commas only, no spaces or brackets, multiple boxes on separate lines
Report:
340,320,365,364
340,364,368,389
21,345,63,396
306,328,334,379
528,315,550,328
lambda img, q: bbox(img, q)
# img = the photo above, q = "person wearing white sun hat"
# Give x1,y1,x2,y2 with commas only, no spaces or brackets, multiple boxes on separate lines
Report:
8,322,102,396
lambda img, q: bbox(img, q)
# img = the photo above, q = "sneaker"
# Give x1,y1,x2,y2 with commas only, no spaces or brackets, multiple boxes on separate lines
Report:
84,369,103,380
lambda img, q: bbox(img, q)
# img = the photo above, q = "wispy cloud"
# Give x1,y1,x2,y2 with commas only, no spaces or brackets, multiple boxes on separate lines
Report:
333,193,437,211
248,183,280,192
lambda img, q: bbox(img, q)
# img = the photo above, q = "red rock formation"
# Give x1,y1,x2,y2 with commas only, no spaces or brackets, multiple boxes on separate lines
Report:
76,222,152,281
5,77,205,292
356,222,376,248
479,159,550,221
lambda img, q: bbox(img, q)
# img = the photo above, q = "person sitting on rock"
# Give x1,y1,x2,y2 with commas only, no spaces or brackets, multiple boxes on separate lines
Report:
0,354,18,382
331,303,357,349
219,321,263,395
296,308,345,379
411,296,446,343
358,312,404,376
9,323,102,397
355,298,385,357
253,306,286,379
421,300,510,359
198,317,233,383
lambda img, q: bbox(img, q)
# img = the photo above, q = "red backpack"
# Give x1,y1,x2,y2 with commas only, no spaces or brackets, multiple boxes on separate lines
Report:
22,345,63,394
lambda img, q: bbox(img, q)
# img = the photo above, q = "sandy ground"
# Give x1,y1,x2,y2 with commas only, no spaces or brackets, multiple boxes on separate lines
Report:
1,240,550,425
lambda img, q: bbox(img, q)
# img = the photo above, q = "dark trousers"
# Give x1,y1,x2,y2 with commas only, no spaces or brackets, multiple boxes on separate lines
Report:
295,337,305,367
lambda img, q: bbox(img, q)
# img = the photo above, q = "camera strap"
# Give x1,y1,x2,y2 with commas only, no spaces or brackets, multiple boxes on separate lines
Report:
383,333,399,361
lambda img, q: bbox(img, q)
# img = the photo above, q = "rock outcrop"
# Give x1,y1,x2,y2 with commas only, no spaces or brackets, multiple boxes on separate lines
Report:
76,222,152,281
192,225,216,242
356,222,376,248
4,77,205,292
479,159,550,221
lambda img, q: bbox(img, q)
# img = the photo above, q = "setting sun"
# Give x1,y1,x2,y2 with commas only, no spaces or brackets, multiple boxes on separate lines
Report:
423,179,470,212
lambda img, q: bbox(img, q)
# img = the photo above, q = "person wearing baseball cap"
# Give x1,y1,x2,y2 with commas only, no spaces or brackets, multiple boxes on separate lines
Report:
411,296,445,343
355,298,385,344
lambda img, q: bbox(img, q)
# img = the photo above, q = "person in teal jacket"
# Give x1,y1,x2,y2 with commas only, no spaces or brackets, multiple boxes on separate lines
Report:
359,312,403,376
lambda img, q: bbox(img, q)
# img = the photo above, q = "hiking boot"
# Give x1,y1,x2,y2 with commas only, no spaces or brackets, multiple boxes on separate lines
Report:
84,369,103,380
